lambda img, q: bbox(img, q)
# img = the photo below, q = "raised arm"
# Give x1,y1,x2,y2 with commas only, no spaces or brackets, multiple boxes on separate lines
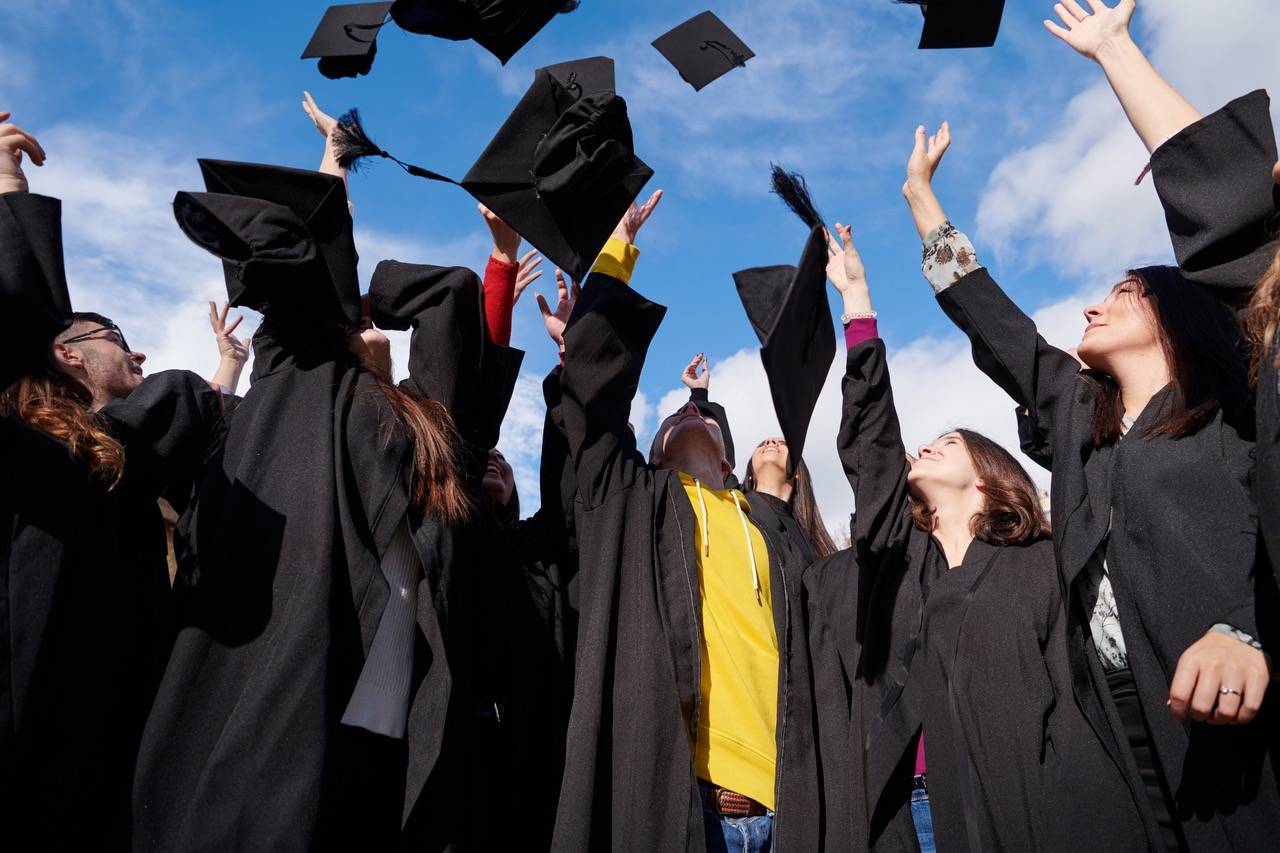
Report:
680,353,737,475
207,301,250,395
901,125,1083,435
559,191,666,511
1044,0,1200,153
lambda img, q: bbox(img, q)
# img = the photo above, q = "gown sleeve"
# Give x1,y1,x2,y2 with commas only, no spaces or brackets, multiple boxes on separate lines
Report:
0,192,73,390
1149,89,1279,296
558,271,666,512
99,369,224,498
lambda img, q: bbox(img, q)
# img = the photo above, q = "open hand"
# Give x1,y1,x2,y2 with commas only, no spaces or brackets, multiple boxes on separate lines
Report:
610,189,663,245
826,224,869,297
513,249,544,305
479,203,521,264
302,91,339,138
904,122,951,198
536,268,580,351
682,353,710,391
0,112,46,195
1168,629,1271,725
209,301,250,363
1044,0,1137,61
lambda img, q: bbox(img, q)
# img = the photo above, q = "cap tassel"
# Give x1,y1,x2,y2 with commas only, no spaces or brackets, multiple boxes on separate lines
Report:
769,164,824,231
334,109,458,185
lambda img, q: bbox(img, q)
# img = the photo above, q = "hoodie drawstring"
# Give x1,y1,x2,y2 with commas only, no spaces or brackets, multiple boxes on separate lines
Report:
694,479,710,557
692,478,762,605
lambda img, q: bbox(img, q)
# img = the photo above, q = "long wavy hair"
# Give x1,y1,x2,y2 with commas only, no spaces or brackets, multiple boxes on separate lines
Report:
1244,243,1280,387
910,429,1049,546
1087,266,1250,447
0,353,126,489
745,455,838,559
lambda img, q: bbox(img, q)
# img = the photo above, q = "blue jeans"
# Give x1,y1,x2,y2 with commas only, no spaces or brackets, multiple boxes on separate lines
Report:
910,787,935,853
702,808,773,853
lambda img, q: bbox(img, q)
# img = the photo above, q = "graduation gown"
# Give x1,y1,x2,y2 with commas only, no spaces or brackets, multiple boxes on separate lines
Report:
1,370,222,852
938,268,1280,851
550,271,827,852
1148,89,1280,584
803,339,1144,853
133,263,521,853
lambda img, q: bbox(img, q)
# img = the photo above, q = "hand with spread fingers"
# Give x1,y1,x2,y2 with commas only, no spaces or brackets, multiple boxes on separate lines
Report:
1168,629,1272,725
208,300,251,395
537,268,580,353
681,353,710,391
902,122,953,239
610,189,664,245
825,223,874,317
513,249,544,305
0,111,47,195
1044,0,1137,62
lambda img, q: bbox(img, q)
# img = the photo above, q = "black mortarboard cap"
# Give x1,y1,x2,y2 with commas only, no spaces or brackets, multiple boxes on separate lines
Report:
652,11,754,91
390,0,565,64
302,3,393,79
0,192,73,388
908,0,1006,50
733,225,835,476
1150,89,1280,295
542,56,615,100
172,161,362,326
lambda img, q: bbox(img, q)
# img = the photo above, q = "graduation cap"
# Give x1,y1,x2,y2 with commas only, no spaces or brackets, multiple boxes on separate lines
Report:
390,0,569,65
732,167,836,476
0,192,73,388
652,10,754,91
900,0,1006,50
172,161,362,326
542,56,615,100
302,3,394,79
334,65,653,282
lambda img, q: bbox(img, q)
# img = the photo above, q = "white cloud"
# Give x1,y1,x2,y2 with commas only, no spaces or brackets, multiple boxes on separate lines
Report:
976,0,1280,280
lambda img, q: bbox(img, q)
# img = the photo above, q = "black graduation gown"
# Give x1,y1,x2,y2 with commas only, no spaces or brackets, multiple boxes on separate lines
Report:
134,263,521,853
1,370,222,852
466,367,579,853
550,271,826,852
938,268,1280,851
804,339,1144,853
1148,89,1280,586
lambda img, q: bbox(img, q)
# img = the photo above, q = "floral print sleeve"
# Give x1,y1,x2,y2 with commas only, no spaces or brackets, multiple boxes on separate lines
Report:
921,220,984,294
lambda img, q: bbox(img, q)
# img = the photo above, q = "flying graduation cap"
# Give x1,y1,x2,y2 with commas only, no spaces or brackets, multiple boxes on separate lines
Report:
334,59,652,283
172,161,363,327
899,0,1006,50
301,3,394,79
390,0,574,64
0,192,73,388
652,11,754,91
732,167,836,476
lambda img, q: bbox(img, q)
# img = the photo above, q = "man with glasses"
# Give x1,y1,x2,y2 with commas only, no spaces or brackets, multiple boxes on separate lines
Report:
54,312,147,409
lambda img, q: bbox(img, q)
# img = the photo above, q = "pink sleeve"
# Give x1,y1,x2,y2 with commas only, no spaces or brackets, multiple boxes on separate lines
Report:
844,317,879,348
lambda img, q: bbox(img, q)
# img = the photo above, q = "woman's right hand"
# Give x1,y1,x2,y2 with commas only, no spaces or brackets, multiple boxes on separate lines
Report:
681,353,710,391
0,112,46,195
537,268,580,353
1045,0,1137,62
903,122,951,199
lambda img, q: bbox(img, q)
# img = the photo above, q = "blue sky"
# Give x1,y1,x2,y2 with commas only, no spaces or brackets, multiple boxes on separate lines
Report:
6,0,1278,524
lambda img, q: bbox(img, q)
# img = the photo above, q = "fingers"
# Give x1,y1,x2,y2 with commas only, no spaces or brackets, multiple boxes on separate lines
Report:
1210,665,1244,725
1043,18,1072,40
219,301,231,324
683,353,701,376
224,314,244,336
554,267,568,301
536,292,552,319
911,125,927,158
839,223,855,252
1085,0,1110,13
637,188,664,225
208,301,219,328
0,124,46,167
1167,655,1199,721
1061,0,1090,20
1188,663,1222,722
1240,665,1271,725
518,249,542,268
0,111,9,123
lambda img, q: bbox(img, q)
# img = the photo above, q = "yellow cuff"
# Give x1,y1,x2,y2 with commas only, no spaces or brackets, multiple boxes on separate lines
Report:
590,237,640,285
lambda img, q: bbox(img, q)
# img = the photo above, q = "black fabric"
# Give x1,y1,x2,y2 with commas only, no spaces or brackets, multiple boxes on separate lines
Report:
937,268,1280,851
134,251,520,850
733,225,836,477
805,339,1144,852
542,56,616,100
301,3,393,79
0,192,73,389
461,69,653,283
1,371,222,852
550,272,828,851
910,0,1005,50
1106,668,1186,853
1150,90,1279,297
389,0,564,63
174,160,361,326
1148,89,1280,590
651,11,755,92
1015,404,1053,471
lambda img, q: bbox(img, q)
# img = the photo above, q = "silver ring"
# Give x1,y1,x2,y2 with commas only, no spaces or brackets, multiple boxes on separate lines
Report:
1219,686,1242,696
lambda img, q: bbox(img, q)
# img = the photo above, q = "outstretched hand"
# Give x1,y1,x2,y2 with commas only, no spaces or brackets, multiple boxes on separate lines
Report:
303,91,346,179
610,189,663,245
904,122,951,197
826,224,874,317
682,353,710,391
0,112,46,195
1045,0,1137,61
479,203,522,264
513,249,544,305
209,301,250,364
536,268,580,352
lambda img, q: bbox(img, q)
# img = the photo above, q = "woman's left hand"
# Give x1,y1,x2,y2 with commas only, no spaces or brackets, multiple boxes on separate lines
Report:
513,249,544,305
1168,630,1272,725
209,301,250,363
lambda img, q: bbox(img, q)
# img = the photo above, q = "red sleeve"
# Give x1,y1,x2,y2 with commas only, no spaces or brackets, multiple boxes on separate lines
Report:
483,255,518,346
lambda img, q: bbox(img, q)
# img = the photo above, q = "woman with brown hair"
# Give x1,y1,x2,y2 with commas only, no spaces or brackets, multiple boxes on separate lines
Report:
901,93,1279,851
805,224,1145,853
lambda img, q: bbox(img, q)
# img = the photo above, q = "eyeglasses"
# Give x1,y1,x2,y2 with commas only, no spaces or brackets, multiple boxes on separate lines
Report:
61,324,132,354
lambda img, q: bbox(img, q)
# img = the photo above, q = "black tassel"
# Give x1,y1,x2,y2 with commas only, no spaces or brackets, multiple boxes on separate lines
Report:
334,108,387,172
769,164,824,231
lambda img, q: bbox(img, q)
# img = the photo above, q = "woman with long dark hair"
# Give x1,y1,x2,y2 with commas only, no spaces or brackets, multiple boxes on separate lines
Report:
134,95,521,851
901,106,1279,849
804,224,1145,853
